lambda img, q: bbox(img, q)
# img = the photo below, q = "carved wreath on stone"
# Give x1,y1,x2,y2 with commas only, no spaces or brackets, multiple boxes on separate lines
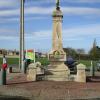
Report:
53,50,61,59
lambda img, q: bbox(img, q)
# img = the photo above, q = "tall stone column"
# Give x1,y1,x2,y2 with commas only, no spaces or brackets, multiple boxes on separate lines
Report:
46,0,70,81
52,17,63,51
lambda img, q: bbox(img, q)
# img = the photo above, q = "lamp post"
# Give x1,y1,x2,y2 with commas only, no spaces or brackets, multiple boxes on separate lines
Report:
20,0,25,73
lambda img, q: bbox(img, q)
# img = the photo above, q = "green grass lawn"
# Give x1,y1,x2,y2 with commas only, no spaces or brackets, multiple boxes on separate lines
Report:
78,60,97,67
0,57,98,68
0,57,50,67
0,58,19,65
35,57,50,66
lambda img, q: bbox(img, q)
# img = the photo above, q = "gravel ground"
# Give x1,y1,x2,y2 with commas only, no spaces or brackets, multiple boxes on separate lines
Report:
0,71,100,100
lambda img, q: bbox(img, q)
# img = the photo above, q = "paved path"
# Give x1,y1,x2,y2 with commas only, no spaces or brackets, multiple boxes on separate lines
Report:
0,71,100,100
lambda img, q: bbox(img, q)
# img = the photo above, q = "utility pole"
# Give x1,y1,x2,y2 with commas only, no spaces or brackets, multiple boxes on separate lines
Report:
20,0,25,73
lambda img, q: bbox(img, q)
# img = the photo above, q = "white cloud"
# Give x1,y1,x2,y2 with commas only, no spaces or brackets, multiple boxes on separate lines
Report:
0,36,18,40
0,0,18,7
22,23,100,42
0,16,47,23
62,7,100,16
0,6,99,25
0,23,100,51
32,0,100,4
0,29,18,37
62,24,100,38
32,30,51,37
0,6,100,17
64,0,100,3
25,6,100,16
0,23,100,41
0,8,19,17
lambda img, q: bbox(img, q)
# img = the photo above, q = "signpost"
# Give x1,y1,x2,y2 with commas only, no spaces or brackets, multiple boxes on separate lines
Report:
26,49,35,63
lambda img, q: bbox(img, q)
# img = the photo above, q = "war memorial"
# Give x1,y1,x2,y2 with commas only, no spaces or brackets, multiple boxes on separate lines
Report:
26,0,86,83
0,0,100,100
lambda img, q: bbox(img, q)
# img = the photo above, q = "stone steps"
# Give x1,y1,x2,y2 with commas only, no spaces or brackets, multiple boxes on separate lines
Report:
36,74,76,82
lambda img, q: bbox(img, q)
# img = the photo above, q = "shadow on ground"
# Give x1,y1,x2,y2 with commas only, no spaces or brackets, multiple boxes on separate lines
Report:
73,98,100,100
0,95,100,100
0,95,30,100
87,76,100,82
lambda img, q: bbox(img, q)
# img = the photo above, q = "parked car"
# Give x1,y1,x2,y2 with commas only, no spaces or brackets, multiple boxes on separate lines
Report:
97,61,100,71
64,56,77,71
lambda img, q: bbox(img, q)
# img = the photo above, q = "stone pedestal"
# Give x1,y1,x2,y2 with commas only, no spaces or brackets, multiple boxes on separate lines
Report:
75,63,86,82
46,62,69,81
46,51,70,81
27,63,37,81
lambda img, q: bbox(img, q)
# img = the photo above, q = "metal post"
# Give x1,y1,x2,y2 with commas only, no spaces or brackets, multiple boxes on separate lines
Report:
90,60,95,77
34,49,35,63
19,0,25,73
0,69,6,85
0,55,7,85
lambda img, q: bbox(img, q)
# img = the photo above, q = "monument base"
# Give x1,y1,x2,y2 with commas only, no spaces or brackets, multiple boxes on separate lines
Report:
45,61,70,81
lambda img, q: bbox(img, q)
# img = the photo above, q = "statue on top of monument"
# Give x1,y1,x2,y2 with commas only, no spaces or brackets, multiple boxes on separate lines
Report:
56,0,60,10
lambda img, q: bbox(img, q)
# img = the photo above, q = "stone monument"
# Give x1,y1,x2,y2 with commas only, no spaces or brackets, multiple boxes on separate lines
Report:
27,63,37,81
46,0,70,81
75,63,86,82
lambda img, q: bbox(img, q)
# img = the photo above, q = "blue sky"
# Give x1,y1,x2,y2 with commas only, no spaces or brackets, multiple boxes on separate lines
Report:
0,0,100,53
